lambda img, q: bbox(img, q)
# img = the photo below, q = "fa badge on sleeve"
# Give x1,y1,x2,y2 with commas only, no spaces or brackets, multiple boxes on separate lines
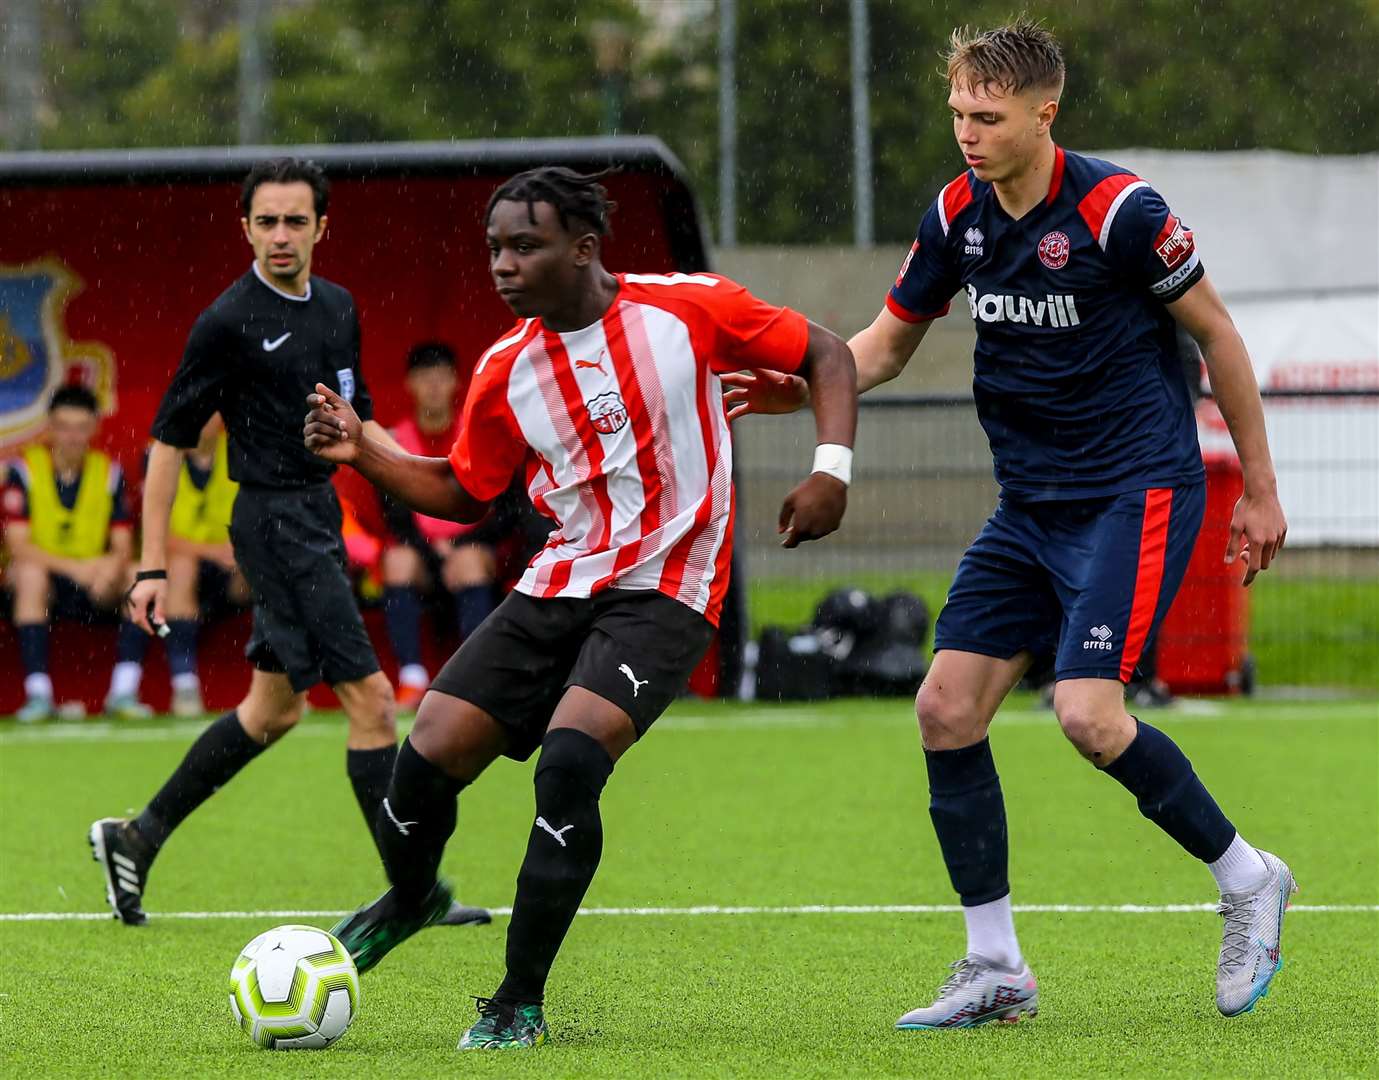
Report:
335,368,355,403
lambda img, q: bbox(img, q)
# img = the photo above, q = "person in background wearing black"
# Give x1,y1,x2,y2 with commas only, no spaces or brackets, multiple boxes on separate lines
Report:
86,157,488,930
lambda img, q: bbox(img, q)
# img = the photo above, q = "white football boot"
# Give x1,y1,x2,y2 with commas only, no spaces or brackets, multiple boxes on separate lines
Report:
896,954,1039,1029
1216,849,1297,1016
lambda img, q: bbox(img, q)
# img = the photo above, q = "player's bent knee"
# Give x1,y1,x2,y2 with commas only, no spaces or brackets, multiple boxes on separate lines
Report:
1055,704,1133,762
534,727,615,802
239,698,305,744
340,672,397,742
380,545,424,587
914,682,983,749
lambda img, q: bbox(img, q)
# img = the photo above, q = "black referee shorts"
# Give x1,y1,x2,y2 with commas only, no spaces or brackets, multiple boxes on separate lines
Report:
229,485,380,693
430,588,715,761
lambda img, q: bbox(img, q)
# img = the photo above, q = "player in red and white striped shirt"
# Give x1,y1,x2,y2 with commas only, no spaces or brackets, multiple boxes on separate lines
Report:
304,166,857,1049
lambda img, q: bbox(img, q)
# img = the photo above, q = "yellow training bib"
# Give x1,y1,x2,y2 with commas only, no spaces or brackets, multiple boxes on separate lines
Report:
23,445,113,559
169,435,238,545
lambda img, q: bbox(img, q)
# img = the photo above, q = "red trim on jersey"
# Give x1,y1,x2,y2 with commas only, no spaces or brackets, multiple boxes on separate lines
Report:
658,332,722,611
676,360,732,615
1120,488,1174,682
941,173,975,229
1046,145,1066,205
1077,172,1143,245
1153,212,1179,250
885,294,951,324
592,301,666,591
534,330,616,597
704,485,737,628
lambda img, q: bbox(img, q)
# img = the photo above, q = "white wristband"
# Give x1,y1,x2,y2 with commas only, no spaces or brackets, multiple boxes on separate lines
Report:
811,443,853,486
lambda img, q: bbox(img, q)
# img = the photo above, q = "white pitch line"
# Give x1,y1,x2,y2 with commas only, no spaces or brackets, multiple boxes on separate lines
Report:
1,903,1374,923
7,699,1375,743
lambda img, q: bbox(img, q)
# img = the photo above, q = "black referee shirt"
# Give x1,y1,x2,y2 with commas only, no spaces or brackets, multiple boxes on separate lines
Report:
150,265,375,490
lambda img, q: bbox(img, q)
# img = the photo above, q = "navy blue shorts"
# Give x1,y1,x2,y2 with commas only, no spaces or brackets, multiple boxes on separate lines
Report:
933,483,1206,683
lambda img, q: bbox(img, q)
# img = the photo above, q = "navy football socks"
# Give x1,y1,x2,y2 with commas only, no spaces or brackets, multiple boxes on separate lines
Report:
1101,718,1235,862
924,737,1011,906
383,585,424,669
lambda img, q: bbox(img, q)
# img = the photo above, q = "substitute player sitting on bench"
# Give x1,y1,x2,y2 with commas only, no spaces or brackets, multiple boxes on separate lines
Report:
4,385,148,721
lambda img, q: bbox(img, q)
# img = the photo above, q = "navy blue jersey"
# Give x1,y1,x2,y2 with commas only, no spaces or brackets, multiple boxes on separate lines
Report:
889,147,1206,500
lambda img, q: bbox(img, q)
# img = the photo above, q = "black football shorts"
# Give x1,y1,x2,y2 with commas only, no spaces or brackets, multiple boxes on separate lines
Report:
429,587,715,760
229,484,380,693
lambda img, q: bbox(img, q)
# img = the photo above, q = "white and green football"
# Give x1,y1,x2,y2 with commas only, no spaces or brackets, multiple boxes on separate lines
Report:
228,924,360,1050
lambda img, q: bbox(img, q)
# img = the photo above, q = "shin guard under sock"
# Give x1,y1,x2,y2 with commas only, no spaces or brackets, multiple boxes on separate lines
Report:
925,738,1010,906
1101,719,1236,862
374,737,466,905
496,728,613,1005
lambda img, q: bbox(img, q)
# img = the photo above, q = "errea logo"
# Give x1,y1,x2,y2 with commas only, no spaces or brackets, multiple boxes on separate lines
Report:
963,226,984,256
1083,624,1114,651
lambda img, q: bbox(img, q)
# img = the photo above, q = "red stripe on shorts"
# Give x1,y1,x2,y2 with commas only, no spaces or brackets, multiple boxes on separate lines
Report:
1119,488,1174,682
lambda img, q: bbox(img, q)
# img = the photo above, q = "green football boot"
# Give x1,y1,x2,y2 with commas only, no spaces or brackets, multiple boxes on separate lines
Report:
458,997,550,1050
328,879,453,973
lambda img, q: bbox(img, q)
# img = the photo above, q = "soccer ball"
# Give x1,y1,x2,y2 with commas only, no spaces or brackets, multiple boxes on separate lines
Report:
228,924,360,1050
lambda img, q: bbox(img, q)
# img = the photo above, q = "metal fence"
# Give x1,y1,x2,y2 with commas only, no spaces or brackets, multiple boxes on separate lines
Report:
733,391,1379,693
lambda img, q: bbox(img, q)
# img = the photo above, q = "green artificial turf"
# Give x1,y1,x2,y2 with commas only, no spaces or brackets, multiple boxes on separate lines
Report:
1,697,1375,1078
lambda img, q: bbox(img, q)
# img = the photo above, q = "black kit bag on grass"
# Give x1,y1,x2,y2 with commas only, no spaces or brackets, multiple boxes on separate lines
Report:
754,625,837,701
838,591,931,696
755,588,931,700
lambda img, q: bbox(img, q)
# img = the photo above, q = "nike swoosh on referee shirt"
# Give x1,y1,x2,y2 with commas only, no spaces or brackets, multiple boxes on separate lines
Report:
262,332,292,351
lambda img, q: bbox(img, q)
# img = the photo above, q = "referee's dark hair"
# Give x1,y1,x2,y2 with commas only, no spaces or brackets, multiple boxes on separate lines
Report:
405,341,457,372
485,166,618,237
241,157,330,219
49,383,99,414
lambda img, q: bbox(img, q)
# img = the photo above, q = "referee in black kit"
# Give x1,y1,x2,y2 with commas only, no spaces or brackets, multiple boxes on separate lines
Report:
88,157,488,929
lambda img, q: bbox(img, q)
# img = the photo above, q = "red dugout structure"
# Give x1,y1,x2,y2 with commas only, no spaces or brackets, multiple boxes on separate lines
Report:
0,138,735,714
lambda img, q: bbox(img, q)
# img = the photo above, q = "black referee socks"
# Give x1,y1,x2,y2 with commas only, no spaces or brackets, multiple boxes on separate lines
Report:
1100,718,1236,863
346,743,399,858
135,711,265,853
924,737,1011,907
375,737,467,906
497,728,614,1006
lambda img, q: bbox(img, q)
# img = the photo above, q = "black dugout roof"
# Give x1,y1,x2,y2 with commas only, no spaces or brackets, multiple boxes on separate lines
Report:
0,136,710,272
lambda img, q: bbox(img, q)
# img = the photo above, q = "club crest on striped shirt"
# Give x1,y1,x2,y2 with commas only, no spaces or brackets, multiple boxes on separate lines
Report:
587,390,629,435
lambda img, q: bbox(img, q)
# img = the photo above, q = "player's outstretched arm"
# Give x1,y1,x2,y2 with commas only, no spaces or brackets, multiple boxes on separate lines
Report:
305,384,490,523
1168,275,1287,586
777,321,857,548
722,307,933,420
848,307,933,394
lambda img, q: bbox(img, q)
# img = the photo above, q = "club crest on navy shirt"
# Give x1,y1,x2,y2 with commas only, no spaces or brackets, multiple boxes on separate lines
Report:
1037,230,1071,269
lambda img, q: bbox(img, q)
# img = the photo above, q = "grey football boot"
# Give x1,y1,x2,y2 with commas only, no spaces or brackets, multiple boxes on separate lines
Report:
1216,849,1297,1016
896,954,1039,1029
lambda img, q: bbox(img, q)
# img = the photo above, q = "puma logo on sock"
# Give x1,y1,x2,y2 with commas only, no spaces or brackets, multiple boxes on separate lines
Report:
383,797,418,837
536,816,573,847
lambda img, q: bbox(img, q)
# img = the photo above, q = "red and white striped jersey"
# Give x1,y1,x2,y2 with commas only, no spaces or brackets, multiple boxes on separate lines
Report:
448,272,808,625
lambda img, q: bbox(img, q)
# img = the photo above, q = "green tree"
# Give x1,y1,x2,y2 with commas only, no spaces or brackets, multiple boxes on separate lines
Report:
28,0,1379,244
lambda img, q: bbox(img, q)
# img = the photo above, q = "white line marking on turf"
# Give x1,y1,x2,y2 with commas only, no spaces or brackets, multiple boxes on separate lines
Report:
4,700,1375,743
1,903,1374,922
